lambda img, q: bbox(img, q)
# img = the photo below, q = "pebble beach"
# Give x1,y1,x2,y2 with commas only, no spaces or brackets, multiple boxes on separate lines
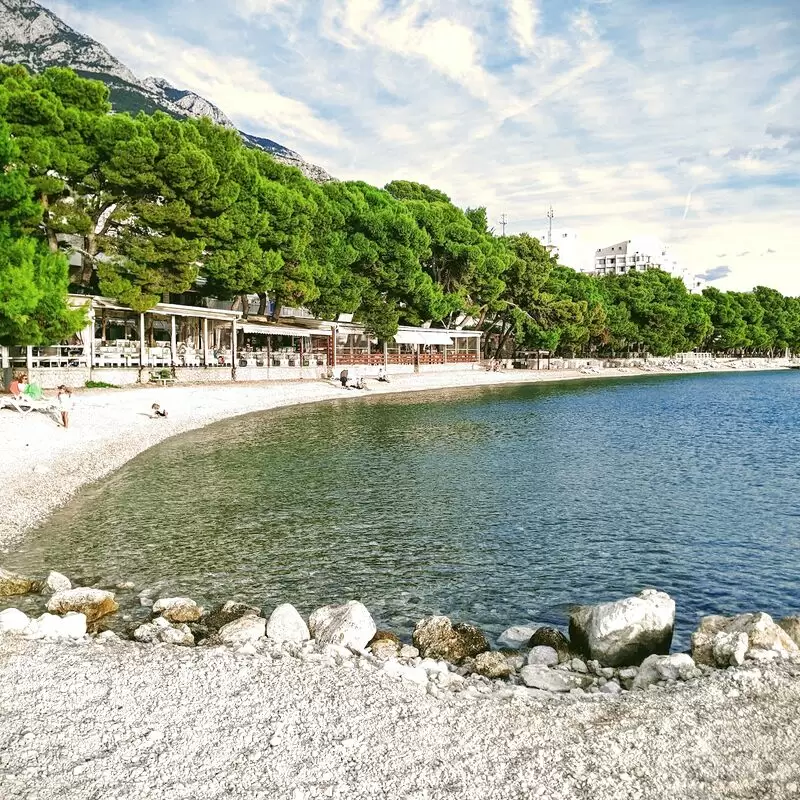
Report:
2,361,799,800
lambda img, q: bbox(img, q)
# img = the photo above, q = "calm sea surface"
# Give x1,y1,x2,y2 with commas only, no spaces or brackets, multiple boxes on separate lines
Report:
6,371,800,649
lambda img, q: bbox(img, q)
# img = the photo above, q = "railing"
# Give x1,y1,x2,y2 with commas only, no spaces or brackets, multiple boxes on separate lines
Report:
10,345,89,368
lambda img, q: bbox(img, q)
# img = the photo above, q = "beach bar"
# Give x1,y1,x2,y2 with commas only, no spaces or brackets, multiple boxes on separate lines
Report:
2,295,483,388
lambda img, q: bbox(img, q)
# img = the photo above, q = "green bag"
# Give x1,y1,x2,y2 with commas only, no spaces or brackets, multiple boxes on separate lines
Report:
23,383,43,400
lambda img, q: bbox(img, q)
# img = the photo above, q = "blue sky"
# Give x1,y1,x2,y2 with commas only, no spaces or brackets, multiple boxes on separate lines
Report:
45,0,800,293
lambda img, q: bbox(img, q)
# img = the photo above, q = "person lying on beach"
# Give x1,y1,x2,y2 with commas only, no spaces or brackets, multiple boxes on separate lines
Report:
151,403,168,418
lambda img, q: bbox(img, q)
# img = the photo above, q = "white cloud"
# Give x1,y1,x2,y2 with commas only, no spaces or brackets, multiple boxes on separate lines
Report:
508,0,540,53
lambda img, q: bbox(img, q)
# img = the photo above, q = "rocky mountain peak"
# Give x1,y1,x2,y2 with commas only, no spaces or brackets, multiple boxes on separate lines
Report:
0,0,333,181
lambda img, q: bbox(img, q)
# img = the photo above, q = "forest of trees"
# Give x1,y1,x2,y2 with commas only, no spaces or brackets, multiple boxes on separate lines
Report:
1,64,799,358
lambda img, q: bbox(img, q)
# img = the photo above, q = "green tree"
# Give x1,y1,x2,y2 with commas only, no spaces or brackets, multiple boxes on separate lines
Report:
0,118,85,345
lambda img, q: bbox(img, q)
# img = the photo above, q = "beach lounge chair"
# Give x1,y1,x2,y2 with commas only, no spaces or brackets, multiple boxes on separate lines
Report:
2,394,59,418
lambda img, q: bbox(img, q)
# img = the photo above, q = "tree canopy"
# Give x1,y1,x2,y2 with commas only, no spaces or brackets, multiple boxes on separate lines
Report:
1,64,799,356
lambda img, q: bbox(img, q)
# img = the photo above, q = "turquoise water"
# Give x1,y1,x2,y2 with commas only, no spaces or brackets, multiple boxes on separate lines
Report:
5,371,800,648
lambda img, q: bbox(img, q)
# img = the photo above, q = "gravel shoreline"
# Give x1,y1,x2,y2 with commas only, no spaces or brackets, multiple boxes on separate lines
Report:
2,362,798,800
1,635,799,800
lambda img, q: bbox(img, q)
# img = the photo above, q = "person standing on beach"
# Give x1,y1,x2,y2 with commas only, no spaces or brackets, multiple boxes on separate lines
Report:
57,385,73,428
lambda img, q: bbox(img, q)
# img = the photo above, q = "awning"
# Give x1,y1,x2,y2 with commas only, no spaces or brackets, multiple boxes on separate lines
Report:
393,331,426,344
419,331,454,345
151,302,241,322
239,323,330,337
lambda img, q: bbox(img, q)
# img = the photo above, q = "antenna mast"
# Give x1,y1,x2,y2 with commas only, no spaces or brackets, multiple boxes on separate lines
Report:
546,205,554,247
498,213,508,237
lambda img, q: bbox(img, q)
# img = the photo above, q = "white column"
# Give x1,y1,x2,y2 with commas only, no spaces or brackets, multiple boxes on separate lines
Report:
202,318,209,366
139,313,147,367
26,346,33,370
231,320,237,366
1,346,9,369
170,316,177,366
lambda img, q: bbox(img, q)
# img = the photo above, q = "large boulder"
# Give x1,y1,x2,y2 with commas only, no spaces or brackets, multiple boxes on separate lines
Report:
0,567,39,597
569,590,675,667
528,627,571,662
309,601,376,650
692,612,798,667
0,608,31,634
519,665,593,693
778,617,800,648
412,616,490,664
266,603,310,643
46,588,119,624
218,615,266,646
632,653,698,690
152,597,203,623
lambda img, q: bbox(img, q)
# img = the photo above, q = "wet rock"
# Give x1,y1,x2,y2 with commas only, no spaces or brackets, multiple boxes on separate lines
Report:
778,617,800,648
633,653,697,690
474,651,514,679
497,625,538,649
218,615,266,646
46,588,119,624
41,571,72,595
528,627,571,662
0,608,31,634
569,589,675,667
266,603,310,643
412,616,489,664
309,601,376,650
152,597,203,624
0,567,40,597
527,646,559,667
519,665,593,693
202,601,261,633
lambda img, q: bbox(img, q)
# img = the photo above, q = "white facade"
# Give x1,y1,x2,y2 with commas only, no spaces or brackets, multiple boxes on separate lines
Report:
592,238,703,294
539,228,582,270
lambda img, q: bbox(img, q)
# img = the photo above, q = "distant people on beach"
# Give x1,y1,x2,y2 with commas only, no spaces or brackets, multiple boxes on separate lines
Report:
151,403,168,418
377,368,390,383
57,385,73,428
8,374,26,398
339,369,349,388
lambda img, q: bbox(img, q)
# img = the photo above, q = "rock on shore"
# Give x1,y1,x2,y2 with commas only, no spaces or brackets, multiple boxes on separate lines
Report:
412,616,489,663
46,588,119,624
692,612,799,667
569,589,675,666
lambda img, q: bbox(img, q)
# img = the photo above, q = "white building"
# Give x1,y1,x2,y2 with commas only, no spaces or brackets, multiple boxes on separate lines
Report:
592,238,704,293
538,228,583,271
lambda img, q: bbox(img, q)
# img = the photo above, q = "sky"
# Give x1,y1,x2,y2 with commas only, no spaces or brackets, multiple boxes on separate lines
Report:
44,0,800,294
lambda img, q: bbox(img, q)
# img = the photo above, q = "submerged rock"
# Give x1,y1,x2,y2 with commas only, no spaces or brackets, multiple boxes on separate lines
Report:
46,588,119,624
0,567,40,597
309,601,376,650
266,603,310,643
569,590,675,667
528,627,571,662
152,597,203,624
412,616,489,664
41,571,72,595
497,625,538,649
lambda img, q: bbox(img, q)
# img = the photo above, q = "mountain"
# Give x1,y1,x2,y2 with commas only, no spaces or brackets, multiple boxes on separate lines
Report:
0,0,332,181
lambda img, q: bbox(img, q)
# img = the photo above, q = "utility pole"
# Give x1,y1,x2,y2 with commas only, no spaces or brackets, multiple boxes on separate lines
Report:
546,205,554,247
498,213,508,237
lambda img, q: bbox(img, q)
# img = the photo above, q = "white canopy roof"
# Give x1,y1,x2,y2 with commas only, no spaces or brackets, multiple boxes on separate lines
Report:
393,331,426,344
239,323,330,337
394,329,454,345
419,331,454,345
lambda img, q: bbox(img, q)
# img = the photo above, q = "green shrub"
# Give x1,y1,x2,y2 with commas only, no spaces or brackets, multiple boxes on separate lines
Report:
84,380,120,389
